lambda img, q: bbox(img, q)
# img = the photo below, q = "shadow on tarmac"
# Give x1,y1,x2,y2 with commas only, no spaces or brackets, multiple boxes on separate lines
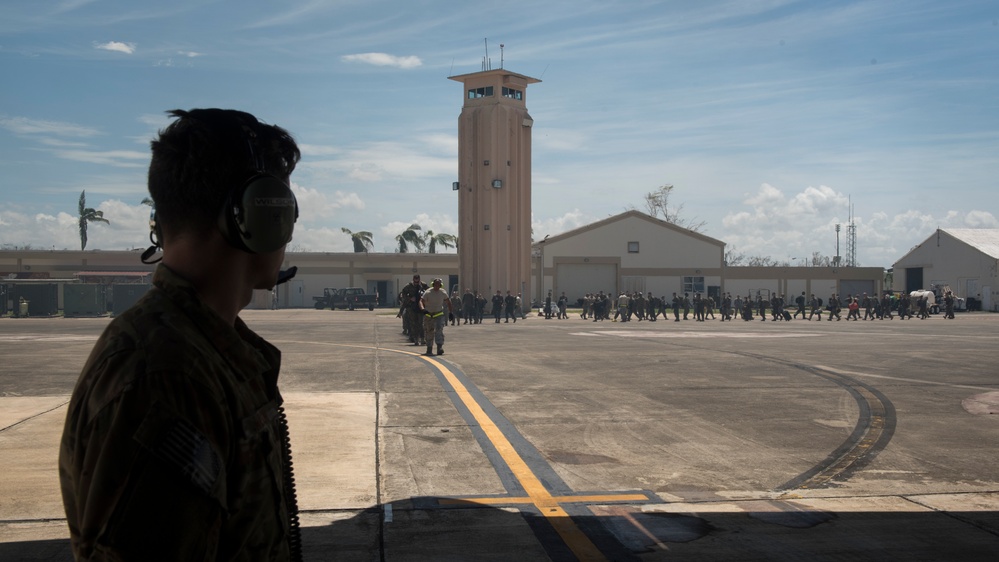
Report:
6,497,999,561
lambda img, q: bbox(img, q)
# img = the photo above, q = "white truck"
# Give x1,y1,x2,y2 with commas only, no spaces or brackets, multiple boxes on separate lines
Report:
910,284,965,314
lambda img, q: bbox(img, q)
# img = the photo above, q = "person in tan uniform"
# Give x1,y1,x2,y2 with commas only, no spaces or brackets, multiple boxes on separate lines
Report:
59,108,304,561
420,277,454,355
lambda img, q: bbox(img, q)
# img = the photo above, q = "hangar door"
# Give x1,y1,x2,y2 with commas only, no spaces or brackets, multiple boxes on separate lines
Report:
905,268,923,293
840,279,875,298
556,263,616,304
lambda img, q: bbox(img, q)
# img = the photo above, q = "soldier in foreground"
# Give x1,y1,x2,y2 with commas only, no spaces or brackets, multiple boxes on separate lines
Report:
420,277,455,355
59,108,304,561
400,274,428,344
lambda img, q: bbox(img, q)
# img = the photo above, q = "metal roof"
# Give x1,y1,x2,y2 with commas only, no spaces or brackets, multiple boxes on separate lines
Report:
944,229,999,260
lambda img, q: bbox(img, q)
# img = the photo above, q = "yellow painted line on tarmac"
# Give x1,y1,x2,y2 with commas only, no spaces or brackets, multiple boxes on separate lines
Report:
439,493,651,507
576,330,821,339
412,351,609,562
276,341,623,560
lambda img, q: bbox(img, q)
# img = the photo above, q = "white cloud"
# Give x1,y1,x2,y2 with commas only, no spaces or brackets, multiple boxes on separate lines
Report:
299,137,455,186
94,41,136,54
378,214,459,253
346,164,383,183
37,137,90,148
298,144,342,157
53,148,148,167
0,116,100,137
0,187,991,264
286,226,349,253
717,183,998,266
963,210,998,228
291,183,365,223
138,113,172,128
341,52,422,69
532,209,593,239
0,199,150,251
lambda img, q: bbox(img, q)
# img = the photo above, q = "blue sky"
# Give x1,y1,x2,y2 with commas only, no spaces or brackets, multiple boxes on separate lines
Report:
1,0,997,266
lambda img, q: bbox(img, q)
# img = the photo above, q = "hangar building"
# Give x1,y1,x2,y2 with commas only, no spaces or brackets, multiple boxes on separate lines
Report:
893,228,999,312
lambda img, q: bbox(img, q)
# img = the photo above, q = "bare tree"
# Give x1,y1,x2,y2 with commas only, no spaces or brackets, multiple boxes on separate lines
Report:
810,252,834,267
724,246,746,266
727,246,837,267
639,184,706,232
744,255,780,267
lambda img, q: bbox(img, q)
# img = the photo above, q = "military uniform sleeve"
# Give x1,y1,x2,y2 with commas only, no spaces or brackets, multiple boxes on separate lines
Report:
61,356,229,561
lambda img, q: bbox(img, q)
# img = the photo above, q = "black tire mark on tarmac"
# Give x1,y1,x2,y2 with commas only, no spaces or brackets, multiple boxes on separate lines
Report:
624,337,898,492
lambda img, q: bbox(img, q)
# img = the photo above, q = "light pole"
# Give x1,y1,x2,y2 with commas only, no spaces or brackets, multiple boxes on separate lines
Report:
835,224,841,267
538,234,549,303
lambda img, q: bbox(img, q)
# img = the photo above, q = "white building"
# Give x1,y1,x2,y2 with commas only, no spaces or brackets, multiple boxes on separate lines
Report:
534,210,725,302
532,210,885,306
893,228,999,312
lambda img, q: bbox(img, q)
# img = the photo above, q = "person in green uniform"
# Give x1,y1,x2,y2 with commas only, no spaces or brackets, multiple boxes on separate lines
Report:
59,108,304,561
400,274,428,345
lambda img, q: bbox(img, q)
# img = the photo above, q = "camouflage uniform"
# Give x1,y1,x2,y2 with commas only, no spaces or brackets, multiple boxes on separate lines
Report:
400,280,428,344
59,265,301,561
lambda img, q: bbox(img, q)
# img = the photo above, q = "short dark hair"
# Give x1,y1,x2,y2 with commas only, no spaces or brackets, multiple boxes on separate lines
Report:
148,108,300,237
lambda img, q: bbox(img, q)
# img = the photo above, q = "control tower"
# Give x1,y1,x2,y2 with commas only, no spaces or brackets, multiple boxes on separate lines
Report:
448,68,540,303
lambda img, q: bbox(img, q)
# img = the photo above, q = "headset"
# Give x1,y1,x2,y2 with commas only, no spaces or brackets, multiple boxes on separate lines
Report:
217,123,298,254
140,209,162,264
141,110,298,264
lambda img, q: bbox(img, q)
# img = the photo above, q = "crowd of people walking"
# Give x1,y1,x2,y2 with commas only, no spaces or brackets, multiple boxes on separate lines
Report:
396,280,960,352
568,289,959,323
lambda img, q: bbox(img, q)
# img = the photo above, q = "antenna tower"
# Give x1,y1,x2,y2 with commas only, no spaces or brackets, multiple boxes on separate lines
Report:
481,38,492,71
846,196,857,267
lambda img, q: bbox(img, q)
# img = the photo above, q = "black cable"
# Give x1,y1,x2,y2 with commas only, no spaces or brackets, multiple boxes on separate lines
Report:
277,406,303,562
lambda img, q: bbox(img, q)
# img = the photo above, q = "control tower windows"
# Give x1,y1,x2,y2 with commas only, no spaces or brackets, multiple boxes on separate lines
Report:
468,86,494,99
502,87,523,100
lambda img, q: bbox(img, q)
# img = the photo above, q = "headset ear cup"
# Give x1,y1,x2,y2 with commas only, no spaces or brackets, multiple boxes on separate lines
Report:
218,190,250,253
219,174,297,253
148,210,163,247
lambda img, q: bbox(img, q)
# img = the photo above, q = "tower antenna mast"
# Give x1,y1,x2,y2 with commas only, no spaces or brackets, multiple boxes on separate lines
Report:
846,196,857,267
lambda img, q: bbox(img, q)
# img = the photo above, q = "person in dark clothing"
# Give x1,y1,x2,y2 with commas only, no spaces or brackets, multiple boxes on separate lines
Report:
60,108,304,561
794,292,807,319
504,290,517,323
491,291,504,323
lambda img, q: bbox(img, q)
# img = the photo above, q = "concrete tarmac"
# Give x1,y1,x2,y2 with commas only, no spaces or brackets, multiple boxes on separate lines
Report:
1,308,998,561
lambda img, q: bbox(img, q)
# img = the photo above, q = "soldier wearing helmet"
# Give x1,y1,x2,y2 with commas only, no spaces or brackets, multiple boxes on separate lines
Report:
420,278,453,355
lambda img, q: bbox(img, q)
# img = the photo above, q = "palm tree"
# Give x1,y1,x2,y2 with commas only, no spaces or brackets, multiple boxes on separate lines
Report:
341,227,374,253
395,223,425,253
78,190,110,250
424,230,458,253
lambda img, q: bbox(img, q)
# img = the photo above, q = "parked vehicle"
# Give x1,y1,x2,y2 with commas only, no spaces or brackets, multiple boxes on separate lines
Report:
909,289,937,314
911,284,966,314
313,288,340,310
930,284,966,312
335,287,377,310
